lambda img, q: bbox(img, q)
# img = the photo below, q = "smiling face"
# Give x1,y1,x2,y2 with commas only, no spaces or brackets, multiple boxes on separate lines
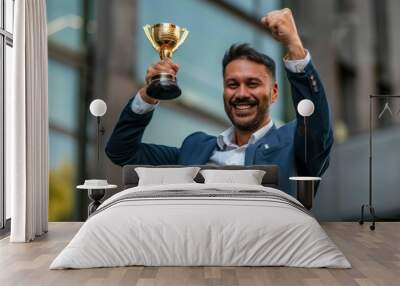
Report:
223,58,278,132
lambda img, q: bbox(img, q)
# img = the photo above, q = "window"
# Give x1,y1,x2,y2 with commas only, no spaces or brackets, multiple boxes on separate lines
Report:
47,0,95,221
47,59,80,221
1,0,14,232
47,0,83,51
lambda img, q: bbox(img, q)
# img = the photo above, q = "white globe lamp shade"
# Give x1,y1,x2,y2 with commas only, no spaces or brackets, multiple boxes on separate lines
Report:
297,99,315,117
89,99,107,117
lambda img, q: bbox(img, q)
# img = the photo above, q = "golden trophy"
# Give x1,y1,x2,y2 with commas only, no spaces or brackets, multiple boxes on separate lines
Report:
143,23,189,100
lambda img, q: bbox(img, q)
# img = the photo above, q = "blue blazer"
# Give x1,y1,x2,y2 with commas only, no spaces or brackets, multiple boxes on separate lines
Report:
106,61,334,197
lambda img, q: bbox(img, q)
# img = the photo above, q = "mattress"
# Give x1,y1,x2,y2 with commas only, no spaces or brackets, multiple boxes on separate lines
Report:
50,183,351,269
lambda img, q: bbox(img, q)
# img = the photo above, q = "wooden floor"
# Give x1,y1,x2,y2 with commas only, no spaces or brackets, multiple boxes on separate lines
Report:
0,222,399,286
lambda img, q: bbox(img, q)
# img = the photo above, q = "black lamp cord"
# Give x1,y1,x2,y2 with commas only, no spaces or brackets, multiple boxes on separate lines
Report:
96,116,100,163
304,117,307,164
96,116,105,178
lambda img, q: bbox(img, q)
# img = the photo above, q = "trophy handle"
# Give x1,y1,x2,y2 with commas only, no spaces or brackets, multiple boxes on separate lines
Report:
143,25,160,52
172,28,189,53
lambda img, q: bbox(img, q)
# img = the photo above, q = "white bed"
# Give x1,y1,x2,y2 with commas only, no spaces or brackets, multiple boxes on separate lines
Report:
50,183,351,269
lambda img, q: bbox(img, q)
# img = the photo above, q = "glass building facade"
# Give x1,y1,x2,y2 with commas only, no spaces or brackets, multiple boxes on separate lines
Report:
47,0,92,221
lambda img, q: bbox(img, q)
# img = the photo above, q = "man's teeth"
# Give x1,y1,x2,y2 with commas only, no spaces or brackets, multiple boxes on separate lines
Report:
235,104,253,110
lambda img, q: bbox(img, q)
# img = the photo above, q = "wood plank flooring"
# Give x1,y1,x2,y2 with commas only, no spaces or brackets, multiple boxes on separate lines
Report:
0,222,399,286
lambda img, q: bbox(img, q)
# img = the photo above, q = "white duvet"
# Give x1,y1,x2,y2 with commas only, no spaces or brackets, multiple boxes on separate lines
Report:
50,183,351,269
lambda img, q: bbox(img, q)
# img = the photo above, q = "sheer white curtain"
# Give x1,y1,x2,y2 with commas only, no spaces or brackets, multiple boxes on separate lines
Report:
6,0,48,242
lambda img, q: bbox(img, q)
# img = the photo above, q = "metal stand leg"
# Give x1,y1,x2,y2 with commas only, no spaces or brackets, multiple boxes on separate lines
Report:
360,95,400,230
359,96,376,231
88,189,105,216
369,206,376,230
359,204,376,231
360,204,365,224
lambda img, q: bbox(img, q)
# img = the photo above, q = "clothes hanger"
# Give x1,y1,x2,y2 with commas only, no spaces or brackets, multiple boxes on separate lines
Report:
378,96,393,119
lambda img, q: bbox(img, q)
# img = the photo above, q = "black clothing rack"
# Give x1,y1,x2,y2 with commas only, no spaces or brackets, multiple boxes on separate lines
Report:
359,94,400,230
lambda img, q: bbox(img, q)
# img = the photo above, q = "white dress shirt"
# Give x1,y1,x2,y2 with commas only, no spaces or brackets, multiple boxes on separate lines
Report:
130,51,311,165
207,120,274,165
283,49,311,73
130,90,159,114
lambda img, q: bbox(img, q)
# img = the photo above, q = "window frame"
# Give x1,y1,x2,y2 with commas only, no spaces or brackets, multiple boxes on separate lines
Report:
0,0,14,233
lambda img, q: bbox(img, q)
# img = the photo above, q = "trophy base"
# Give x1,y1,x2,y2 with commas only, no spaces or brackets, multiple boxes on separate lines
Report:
147,79,182,100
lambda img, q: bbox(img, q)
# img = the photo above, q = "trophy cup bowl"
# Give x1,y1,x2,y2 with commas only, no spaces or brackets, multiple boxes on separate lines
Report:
143,23,189,100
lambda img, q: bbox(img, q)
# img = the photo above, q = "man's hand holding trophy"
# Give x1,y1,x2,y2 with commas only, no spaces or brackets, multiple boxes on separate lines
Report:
139,23,189,104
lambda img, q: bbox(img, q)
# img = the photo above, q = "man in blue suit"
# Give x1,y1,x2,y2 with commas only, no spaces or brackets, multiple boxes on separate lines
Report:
105,9,333,197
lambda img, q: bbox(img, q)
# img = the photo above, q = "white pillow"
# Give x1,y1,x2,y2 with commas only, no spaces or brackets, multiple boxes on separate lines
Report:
135,167,201,186
200,169,266,185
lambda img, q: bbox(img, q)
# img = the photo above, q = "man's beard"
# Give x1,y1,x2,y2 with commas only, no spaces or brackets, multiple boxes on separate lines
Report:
224,93,270,132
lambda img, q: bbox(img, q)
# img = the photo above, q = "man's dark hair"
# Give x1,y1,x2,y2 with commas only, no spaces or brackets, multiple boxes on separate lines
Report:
222,43,276,79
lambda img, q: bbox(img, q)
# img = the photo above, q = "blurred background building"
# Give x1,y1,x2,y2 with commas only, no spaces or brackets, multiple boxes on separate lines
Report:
44,0,400,222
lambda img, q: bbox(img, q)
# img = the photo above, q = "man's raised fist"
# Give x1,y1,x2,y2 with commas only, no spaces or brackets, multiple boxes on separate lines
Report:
261,8,306,59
